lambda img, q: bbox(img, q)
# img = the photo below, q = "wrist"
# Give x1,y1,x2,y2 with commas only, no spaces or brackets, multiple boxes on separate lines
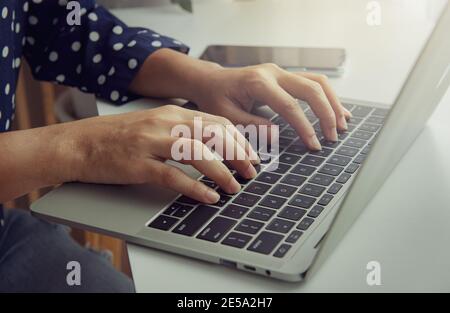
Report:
40,123,85,185
130,48,223,102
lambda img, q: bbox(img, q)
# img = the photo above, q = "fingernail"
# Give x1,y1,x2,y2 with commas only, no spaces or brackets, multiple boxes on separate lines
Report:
341,116,348,130
330,128,338,142
310,136,322,151
229,178,242,194
249,149,260,165
345,108,353,118
205,189,220,203
244,164,257,179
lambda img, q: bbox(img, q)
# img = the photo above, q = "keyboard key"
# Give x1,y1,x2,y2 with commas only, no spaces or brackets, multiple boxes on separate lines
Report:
278,137,293,148
256,172,282,184
236,219,264,234
300,183,325,197
278,206,307,221
271,116,288,128
270,163,291,174
200,180,217,189
310,147,333,158
163,203,192,216
289,194,316,209
172,205,194,218
286,144,308,155
336,172,352,184
247,231,284,255
221,204,249,219
273,244,292,258
361,146,371,155
336,146,359,157
297,217,314,231
343,138,366,149
352,105,373,117
247,207,276,221
148,215,179,231
348,117,364,125
320,139,340,148
367,116,384,124
328,154,352,166
338,132,349,140
281,174,307,186
319,164,344,176
352,130,373,141
172,205,219,236
309,173,335,186
278,153,301,165
270,184,297,197
305,112,318,123
291,164,315,176
233,193,261,207
212,194,232,207
259,195,287,209
197,217,237,242
342,103,355,111
222,232,252,248
345,163,360,174
259,153,273,164
359,123,380,133
244,182,271,195
300,155,326,167
176,195,199,205
318,194,334,206
347,124,356,132
354,154,366,164
233,173,251,185
280,128,297,139
327,183,343,194
286,230,303,243
372,108,389,117
267,218,295,234
308,205,324,218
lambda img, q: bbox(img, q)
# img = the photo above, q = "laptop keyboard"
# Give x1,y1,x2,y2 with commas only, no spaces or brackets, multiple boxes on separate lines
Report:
147,102,388,258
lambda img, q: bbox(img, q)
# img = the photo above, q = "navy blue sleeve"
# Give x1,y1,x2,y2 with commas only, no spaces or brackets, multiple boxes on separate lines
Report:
22,0,189,104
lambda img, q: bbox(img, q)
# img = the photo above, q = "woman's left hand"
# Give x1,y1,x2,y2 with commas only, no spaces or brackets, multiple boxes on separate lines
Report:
192,63,352,150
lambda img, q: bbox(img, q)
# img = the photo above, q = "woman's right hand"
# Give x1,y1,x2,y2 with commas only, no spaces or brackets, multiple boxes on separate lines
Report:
63,105,260,204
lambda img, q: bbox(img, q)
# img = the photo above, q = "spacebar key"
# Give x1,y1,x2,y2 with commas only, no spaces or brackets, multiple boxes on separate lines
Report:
172,205,219,236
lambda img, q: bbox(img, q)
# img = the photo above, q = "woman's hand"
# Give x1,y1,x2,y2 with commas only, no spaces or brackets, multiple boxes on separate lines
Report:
0,105,258,204
66,105,259,204
192,64,352,150
130,49,352,151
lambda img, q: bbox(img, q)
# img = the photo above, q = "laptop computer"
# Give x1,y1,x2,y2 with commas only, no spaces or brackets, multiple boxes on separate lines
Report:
31,2,450,282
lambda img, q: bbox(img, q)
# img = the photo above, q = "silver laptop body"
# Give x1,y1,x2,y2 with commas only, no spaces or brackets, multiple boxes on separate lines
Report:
31,3,450,282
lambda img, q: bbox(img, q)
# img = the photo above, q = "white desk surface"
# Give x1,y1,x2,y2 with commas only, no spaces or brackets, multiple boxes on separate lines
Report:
95,0,450,292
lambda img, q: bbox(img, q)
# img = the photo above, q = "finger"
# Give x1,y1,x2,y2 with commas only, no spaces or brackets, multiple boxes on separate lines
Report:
215,99,276,150
146,159,220,204
296,72,350,129
279,73,338,141
162,137,241,194
248,80,322,150
201,121,257,179
195,108,262,164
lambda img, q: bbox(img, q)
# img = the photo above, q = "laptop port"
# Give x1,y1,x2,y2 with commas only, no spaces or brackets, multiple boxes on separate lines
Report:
243,265,256,271
220,259,237,269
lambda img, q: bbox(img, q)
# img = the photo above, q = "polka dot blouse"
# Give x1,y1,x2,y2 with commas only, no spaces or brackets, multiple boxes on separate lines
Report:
0,0,190,133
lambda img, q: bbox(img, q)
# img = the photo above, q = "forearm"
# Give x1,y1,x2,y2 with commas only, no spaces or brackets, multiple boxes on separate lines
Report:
0,124,77,202
129,48,222,103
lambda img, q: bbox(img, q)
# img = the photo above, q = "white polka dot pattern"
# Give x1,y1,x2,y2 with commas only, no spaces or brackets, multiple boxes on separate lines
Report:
0,0,189,135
